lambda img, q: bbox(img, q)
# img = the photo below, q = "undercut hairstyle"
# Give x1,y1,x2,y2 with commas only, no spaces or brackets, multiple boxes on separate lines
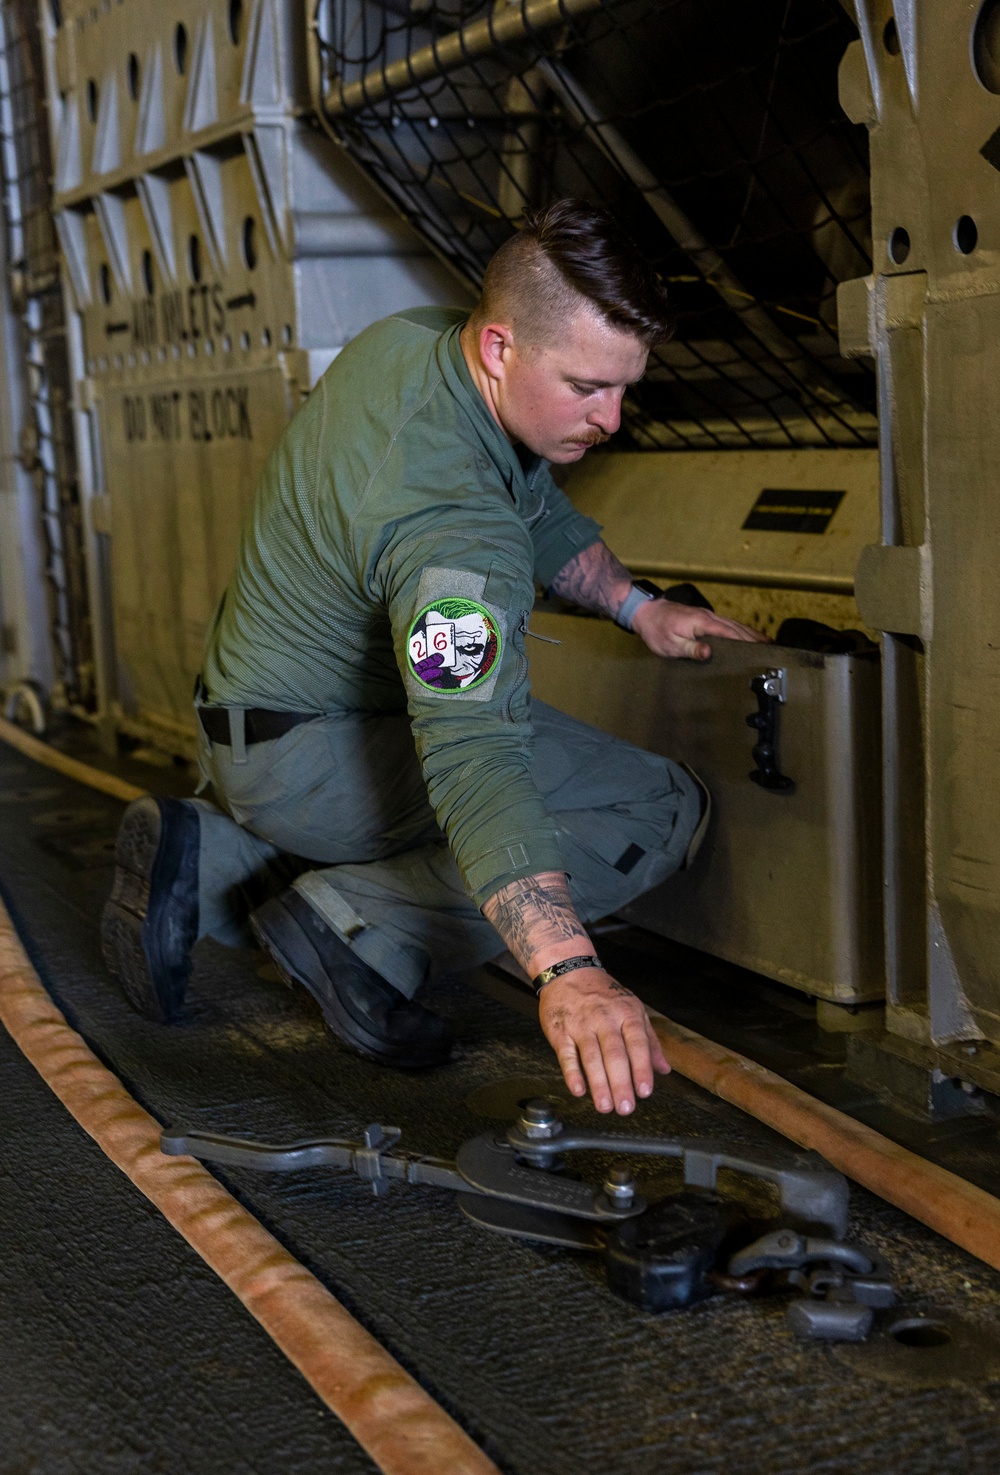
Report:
470,198,673,349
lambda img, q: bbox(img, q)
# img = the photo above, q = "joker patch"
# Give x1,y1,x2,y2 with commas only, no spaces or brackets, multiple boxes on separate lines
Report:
407,597,502,691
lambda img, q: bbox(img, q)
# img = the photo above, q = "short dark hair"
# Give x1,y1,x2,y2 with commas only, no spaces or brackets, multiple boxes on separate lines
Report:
473,198,673,348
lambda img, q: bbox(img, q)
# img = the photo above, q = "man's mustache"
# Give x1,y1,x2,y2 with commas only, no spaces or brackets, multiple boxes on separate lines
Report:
564,429,611,447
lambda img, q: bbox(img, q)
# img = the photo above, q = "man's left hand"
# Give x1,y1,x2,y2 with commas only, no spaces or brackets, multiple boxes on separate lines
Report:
631,598,768,661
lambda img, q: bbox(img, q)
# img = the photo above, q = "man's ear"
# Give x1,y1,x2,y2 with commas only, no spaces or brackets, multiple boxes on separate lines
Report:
477,321,515,384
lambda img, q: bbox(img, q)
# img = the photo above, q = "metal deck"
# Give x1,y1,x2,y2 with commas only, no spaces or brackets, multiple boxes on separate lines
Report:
3,736,1000,1474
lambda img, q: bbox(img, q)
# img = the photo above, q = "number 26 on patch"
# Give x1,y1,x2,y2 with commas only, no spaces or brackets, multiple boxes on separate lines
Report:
408,615,456,668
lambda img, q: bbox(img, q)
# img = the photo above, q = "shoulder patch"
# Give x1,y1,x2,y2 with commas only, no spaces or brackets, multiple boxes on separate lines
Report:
407,597,502,692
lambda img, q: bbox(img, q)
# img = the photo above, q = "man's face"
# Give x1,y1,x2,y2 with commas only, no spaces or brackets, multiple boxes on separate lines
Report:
476,303,649,463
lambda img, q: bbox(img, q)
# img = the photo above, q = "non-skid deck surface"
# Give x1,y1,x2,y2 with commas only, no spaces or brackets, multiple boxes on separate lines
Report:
3,742,1000,1475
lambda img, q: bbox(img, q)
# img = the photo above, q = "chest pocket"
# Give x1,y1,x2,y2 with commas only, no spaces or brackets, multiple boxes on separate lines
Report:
481,561,529,722
484,560,522,613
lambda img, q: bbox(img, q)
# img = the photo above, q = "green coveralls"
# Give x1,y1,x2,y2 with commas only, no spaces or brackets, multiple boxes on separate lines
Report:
195,307,700,995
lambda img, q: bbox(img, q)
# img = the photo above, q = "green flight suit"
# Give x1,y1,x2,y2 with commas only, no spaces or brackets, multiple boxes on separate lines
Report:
195,307,700,993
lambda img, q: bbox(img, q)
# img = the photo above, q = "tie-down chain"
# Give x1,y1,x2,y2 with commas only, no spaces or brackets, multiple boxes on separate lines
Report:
162,1098,896,1341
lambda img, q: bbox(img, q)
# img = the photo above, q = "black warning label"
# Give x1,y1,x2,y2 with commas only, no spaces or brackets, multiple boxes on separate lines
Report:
742,488,845,535
121,385,253,445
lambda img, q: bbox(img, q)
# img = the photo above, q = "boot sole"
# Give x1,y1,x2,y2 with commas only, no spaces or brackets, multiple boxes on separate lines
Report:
250,899,448,1070
101,797,198,1022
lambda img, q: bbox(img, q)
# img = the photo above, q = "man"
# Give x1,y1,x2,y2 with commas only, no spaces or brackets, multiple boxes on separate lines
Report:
102,200,763,1117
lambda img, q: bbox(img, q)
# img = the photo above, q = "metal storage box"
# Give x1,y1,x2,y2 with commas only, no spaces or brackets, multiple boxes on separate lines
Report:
527,619,883,1004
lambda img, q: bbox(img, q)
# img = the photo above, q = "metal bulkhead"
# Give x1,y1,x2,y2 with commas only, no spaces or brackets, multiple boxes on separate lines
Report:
42,0,457,755
839,1,1000,1068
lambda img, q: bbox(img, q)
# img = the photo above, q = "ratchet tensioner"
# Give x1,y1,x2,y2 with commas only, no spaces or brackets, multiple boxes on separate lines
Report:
162,1098,895,1341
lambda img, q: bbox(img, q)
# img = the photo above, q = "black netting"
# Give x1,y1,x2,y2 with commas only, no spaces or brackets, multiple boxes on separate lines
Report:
0,0,94,707
312,0,876,450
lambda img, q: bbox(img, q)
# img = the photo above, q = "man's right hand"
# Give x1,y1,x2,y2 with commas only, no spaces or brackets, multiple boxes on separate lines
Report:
482,870,670,1115
537,966,670,1114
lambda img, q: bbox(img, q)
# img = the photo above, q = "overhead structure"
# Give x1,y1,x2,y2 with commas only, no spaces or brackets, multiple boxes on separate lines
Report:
309,0,878,451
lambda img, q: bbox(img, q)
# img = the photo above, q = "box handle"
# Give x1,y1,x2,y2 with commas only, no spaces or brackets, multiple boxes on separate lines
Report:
747,669,795,793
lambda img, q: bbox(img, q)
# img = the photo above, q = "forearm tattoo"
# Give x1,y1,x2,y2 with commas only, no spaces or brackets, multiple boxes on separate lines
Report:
549,539,633,622
483,871,591,973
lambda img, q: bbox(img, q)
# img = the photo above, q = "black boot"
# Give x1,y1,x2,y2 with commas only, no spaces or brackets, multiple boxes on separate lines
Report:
101,796,200,1022
250,889,452,1069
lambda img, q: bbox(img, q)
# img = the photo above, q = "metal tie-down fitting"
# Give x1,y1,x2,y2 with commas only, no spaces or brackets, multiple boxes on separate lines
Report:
603,1165,637,1210
162,1102,901,1340
515,1098,565,1169
518,1098,563,1140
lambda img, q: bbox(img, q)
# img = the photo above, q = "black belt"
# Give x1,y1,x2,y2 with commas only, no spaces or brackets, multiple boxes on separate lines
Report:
198,706,316,747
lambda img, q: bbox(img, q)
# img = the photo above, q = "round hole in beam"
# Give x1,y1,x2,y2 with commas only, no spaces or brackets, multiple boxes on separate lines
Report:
888,226,911,265
954,214,979,254
241,215,257,271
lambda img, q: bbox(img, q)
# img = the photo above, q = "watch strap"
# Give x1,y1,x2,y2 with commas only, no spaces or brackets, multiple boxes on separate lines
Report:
615,581,660,631
531,953,603,993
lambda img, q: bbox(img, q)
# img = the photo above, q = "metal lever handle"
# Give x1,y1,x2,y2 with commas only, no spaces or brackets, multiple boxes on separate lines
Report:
160,1123,464,1194
505,1119,849,1238
161,1126,361,1172
163,1113,850,1239
746,668,795,792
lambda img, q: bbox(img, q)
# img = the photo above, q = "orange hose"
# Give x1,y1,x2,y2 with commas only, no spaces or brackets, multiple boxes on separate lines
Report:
0,897,498,1475
651,1010,1000,1273
6,727,1000,1306
0,715,146,803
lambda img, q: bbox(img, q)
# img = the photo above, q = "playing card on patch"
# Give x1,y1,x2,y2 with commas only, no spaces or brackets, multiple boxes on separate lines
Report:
409,611,457,668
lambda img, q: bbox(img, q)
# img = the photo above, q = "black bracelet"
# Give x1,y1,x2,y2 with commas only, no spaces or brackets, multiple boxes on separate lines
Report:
531,953,603,994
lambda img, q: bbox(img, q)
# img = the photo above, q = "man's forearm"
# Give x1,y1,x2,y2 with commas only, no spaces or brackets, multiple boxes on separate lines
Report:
552,540,769,659
482,870,592,977
548,539,632,621
484,869,668,1115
